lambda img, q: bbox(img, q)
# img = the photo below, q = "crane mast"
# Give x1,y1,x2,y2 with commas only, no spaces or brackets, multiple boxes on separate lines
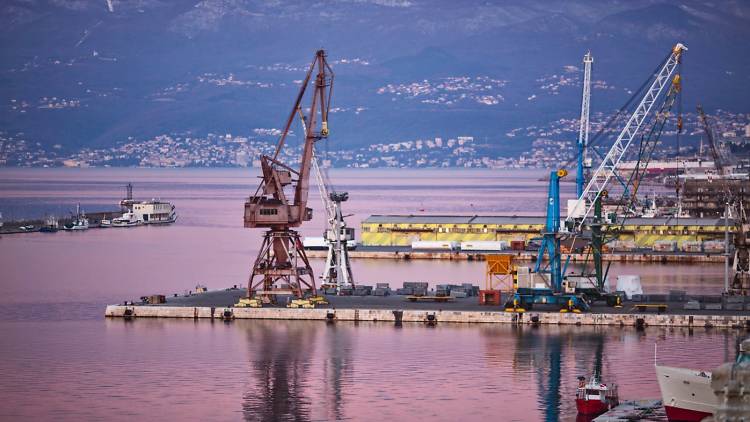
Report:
696,105,726,175
309,122,355,291
312,150,336,223
576,52,593,198
244,49,334,300
567,43,687,231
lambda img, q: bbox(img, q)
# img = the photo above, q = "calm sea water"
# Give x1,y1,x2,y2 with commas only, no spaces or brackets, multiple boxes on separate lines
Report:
0,168,741,421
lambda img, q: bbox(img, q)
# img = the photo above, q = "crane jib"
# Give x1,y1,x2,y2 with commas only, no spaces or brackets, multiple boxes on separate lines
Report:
567,43,687,230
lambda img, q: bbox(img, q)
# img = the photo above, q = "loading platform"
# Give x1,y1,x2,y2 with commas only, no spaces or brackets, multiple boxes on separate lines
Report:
105,288,750,328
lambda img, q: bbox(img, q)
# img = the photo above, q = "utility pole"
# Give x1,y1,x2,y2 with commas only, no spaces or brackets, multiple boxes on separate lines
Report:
725,200,730,294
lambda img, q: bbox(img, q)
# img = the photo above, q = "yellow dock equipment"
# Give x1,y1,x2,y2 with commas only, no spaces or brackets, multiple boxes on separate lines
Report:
287,299,316,309
235,298,263,308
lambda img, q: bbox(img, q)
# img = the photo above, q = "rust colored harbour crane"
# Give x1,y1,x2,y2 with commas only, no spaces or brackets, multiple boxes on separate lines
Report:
244,49,333,301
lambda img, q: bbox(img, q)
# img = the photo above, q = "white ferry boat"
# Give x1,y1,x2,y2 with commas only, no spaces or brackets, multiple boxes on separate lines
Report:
131,200,177,224
119,184,177,225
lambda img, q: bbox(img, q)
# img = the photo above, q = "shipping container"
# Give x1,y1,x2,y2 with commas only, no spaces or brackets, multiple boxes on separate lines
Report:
459,241,508,251
302,236,327,250
703,240,726,253
411,240,459,251
681,240,703,252
510,240,526,251
653,240,677,252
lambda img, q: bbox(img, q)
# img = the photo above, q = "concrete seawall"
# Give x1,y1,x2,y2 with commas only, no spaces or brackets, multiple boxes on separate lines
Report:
105,305,750,328
305,249,726,263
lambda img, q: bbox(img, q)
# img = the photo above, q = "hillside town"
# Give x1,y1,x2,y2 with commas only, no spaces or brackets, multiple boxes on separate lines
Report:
1,110,749,169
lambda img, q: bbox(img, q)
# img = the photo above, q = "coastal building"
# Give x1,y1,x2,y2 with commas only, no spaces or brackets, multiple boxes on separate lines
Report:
360,215,735,250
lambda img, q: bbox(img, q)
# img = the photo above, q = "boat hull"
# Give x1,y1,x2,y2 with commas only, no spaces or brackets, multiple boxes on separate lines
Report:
663,405,713,422
576,398,610,416
63,225,88,231
656,365,716,421
111,221,141,227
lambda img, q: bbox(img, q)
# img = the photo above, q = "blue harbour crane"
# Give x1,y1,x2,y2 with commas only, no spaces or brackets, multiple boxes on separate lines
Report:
506,43,687,313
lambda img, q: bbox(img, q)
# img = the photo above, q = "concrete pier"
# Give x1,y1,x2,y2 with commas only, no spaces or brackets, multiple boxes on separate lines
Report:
305,248,726,263
105,289,750,328
593,400,665,421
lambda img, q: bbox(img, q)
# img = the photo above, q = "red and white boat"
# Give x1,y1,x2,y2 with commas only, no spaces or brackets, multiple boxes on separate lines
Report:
656,365,716,421
575,376,619,416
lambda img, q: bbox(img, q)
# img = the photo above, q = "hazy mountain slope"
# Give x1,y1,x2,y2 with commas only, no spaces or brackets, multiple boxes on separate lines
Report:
1,0,748,155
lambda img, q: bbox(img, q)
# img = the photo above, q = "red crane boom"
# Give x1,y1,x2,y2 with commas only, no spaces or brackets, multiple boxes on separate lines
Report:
244,50,333,300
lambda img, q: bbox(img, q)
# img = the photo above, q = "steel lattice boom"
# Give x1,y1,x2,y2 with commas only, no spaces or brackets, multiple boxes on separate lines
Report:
244,50,334,300
576,52,593,198
566,43,687,231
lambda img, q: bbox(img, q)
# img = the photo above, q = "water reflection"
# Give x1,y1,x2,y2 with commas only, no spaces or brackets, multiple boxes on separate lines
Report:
320,323,353,421
478,325,741,421
241,321,317,422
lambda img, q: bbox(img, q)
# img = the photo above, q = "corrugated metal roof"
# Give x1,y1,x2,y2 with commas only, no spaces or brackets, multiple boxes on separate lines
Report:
363,215,475,224
471,216,545,225
362,215,733,226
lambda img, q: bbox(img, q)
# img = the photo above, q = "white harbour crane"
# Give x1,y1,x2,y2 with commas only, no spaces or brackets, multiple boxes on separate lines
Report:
311,150,355,291
576,52,593,198
566,43,687,231
296,102,355,293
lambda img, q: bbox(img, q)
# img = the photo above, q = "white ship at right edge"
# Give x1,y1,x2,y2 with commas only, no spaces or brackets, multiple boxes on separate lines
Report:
656,203,750,421
656,364,716,421
656,338,750,421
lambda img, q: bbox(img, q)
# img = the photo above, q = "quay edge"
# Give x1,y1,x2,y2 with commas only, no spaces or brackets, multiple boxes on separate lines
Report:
104,305,750,328
304,249,727,263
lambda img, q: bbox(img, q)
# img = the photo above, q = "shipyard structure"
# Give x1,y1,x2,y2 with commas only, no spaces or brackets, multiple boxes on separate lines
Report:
360,215,734,253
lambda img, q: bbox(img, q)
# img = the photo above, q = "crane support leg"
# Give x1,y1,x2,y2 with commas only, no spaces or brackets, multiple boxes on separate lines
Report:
248,230,316,302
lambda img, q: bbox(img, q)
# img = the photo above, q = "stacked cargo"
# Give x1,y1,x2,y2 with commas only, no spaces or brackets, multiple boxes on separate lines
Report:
397,282,429,296
653,240,677,252
435,283,479,298
681,240,703,252
703,240,726,253
435,284,451,297
604,240,637,252
353,285,373,296
373,283,391,296
450,287,468,298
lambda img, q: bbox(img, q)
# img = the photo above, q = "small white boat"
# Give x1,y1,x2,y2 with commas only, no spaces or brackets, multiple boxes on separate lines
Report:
110,211,143,228
63,203,89,231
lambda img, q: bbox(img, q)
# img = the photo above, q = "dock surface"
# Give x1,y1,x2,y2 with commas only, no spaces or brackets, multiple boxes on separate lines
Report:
593,400,666,421
105,288,750,328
